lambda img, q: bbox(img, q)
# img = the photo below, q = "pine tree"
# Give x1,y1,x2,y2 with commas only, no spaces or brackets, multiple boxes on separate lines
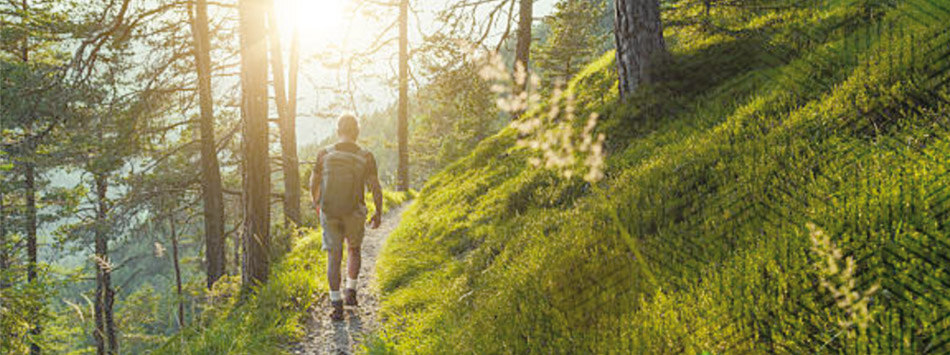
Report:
238,0,271,287
188,0,227,290
265,0,302,226
534,0,608,85
0,0,79,351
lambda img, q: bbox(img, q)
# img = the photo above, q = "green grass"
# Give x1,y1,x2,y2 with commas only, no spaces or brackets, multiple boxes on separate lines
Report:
157,190,412,354
154,229,324,354
372,1,950,353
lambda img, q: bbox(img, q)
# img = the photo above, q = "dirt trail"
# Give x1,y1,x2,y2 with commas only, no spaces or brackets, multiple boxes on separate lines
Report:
290,204,406,355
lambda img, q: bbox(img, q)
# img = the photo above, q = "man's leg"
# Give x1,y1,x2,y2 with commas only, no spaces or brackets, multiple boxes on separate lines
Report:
343,243,361,306
346,245,361,282
322,215,345,320
326,246,344,320
343,207,367,306
327,247,343,295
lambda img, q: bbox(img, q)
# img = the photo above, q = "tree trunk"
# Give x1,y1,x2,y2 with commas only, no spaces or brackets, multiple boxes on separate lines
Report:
288,28,299,139
266,1,301,225
613,0,666,98
396,0,409,191
703,0,711,30
189,0,227,290
167,208,184,329
287,27,300,211
21,0,42,349
94,228,105,355
234,223,241,273
0,192,7,289
93,174,117,355
514,0,533,90
25,160,42,355
238,0,271,287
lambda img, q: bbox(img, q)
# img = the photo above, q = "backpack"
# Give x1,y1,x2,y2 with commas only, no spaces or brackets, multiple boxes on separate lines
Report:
320,146,368,217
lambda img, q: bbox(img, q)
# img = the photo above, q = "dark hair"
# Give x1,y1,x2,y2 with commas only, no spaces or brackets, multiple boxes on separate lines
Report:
337,114,359,139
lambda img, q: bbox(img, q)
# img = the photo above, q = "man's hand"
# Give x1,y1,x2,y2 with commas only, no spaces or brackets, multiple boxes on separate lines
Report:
368,212,381,229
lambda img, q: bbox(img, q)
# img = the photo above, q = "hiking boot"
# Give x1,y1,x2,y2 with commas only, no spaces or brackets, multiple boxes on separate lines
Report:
344,288,358,306
329,300,344,321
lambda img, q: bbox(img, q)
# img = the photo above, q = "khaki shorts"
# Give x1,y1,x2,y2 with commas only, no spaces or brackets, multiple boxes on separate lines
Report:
320,205,367,252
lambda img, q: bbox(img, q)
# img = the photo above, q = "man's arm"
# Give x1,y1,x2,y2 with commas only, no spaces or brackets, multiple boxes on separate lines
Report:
367,154,383,229
309,162,321,218
368,175,383,229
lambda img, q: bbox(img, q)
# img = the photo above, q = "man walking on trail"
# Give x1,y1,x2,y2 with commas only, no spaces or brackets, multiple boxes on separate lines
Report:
310,114,384,321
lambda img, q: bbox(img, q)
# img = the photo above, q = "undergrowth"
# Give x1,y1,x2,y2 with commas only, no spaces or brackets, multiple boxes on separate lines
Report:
157,190,412,354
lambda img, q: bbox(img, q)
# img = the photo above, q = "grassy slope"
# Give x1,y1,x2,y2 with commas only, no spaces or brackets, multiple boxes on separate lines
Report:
375,1,950,353
157,190,411,354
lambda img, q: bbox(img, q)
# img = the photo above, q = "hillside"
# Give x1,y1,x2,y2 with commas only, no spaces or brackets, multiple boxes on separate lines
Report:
372,1,950,353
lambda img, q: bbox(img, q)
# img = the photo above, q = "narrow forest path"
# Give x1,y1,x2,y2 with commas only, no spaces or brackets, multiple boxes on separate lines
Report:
290,204,407,355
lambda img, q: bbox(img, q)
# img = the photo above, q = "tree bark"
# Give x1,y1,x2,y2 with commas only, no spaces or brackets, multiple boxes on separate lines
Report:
24,166,36,278
266,1,301,225
238,0,271,287
396,0,409,191
288,28,299,138
233,223,241,273
287,27,300,212
189,0,227,290
0,192,7,289
613,0,666,99
167,207,184,329
514,0,533,91
93,174,117,355
25,159,41,355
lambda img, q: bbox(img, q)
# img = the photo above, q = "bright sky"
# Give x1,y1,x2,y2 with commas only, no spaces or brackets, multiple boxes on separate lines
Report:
272,0,556,147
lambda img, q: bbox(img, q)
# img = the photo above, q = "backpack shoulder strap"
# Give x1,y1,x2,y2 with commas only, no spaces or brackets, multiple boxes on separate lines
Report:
352,145,372,161
316,147,329,170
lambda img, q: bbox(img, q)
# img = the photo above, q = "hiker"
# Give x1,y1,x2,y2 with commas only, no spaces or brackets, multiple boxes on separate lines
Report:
310,114,384,321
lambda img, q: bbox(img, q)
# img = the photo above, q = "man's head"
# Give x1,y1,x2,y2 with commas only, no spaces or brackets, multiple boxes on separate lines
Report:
337,114,359,142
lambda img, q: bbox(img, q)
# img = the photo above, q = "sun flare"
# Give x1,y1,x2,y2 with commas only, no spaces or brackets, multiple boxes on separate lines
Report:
275,0,347,45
